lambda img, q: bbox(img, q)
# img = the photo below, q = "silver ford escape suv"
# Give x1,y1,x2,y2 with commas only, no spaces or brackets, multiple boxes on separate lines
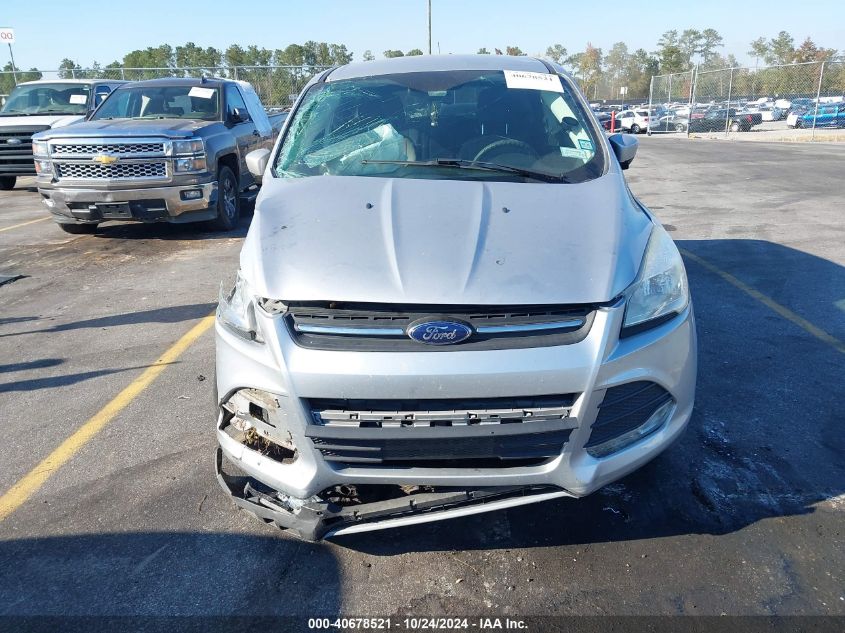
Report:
214,55,697,541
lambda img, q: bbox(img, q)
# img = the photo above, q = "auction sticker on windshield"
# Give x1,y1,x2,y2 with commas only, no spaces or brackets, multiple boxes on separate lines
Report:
69,94,87,105
188,87,215,99
503,70,563,93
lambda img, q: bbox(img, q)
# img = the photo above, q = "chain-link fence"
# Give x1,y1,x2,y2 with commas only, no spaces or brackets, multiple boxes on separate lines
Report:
0,65,332,109
648,60,845,140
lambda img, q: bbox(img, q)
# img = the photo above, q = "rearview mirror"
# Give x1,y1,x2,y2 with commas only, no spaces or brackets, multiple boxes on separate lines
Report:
246,148,271,184
607,133,638,170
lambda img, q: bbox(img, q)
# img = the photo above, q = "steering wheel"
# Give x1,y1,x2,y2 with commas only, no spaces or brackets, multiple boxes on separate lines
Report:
473,138,536,163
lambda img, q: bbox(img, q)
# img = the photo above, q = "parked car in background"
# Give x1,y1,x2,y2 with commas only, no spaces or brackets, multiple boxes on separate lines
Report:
32,78,286,233
615,108,650,133
0,79,125,190
214,54,697,541
789,104,845,129
683,108,762,133
649,113,687,133
592,110,615,131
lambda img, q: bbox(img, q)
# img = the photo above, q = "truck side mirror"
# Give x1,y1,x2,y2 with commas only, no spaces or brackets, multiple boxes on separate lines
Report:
246,148,271,184
607,133,638,170
230,107,250,124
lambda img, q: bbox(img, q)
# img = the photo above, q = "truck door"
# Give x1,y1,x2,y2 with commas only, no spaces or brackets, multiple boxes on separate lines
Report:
225,83,258,188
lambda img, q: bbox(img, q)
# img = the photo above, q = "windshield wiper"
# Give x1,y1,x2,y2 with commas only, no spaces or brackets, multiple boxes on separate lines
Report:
361,158,569,183
0,111,31,116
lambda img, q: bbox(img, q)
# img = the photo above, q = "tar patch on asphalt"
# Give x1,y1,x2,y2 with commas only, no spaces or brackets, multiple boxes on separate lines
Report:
0,273,23,287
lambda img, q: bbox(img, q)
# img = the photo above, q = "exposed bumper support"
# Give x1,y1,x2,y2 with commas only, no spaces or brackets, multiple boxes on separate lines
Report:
215,448,572,541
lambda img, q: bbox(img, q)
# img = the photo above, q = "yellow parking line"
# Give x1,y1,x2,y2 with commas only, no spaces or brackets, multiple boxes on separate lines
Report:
0,217,50,233
0,313,216,523
680,248,845,355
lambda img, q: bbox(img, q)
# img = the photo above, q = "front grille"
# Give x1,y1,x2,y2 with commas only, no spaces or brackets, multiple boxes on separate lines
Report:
55,161,167,180
585,381,673,448
0,125,49,174
51,142,165,156
284,302,596,351
306,394,577,466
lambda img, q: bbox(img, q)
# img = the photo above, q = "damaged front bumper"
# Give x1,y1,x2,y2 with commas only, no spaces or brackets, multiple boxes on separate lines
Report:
214,300,697,541
215,448,572,541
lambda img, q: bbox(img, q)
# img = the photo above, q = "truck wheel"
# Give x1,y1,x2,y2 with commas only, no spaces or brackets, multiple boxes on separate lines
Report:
0,176,15,190
211,166,240,231
729,121,740,133
58,222,98,234
675,123,686,132
630,124,641,134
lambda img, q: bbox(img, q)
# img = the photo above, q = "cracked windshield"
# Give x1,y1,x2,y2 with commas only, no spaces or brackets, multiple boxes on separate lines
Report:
275,69,605,182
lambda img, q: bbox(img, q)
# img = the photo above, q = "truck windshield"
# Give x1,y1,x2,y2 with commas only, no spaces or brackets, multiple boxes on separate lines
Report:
275,69,605,183
91,85,221,121
0,83,91,116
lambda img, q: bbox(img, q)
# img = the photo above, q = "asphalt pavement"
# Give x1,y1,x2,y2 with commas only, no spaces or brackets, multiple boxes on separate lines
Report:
0,138,843,625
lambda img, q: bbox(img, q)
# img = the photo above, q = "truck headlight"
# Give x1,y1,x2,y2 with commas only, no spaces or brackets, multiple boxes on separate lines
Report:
621,225,689,335
174,157,208,173
217,271,263,342
172,139,204,155
34,160,53,175
32,140,49,157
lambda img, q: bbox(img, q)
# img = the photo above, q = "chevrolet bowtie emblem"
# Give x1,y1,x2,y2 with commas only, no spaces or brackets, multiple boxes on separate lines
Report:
92,154,119,165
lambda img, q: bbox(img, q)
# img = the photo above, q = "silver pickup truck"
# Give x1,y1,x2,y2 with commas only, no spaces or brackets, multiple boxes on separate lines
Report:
32,78,285,232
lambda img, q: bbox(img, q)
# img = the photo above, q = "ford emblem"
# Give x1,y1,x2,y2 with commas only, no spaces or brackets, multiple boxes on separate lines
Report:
407,319,473,345
6,138,22,145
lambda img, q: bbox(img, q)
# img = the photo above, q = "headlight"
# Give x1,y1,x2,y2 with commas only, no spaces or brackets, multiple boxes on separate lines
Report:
174,157,208,173
622,225,689,335
32,140,49,157
34,160,53,175
217,271,263,342
172,138,204,155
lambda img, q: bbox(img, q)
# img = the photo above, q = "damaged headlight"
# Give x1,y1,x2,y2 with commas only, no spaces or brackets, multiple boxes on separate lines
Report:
217,271,263,342
622,225,689,335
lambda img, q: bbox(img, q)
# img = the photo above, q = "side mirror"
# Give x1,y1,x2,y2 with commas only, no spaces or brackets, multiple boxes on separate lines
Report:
607,133,638,170
230,107,249,124
246,148,271,184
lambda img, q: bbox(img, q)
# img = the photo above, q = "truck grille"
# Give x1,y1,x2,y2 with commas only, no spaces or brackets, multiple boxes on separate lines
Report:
0,125,50,175
55,162,167,180
282,302,596,351
305,394,577,467
51,142,165,156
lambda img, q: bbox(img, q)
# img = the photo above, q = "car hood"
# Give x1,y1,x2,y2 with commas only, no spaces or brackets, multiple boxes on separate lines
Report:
32,118,214,139
0,114,84,129
241,174,653,305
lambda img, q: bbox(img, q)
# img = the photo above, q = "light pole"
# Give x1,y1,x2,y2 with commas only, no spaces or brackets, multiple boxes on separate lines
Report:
1,28,17,84
428,0,432,55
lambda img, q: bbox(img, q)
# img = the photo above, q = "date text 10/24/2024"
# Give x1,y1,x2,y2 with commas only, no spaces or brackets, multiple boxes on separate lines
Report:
308,617,528,630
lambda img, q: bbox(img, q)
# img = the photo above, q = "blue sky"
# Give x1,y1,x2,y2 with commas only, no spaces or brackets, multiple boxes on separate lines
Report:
2,0,842,70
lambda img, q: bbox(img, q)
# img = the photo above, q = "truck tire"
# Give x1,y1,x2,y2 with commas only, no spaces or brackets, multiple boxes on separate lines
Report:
0,176,15,190
211,165,240,231
675,123,686,133
729,121,741,133
58,222,98,234
630,124,641,134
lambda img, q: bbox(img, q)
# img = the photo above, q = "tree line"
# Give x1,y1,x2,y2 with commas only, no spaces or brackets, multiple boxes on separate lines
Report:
482,29,841,100
2,31,841,103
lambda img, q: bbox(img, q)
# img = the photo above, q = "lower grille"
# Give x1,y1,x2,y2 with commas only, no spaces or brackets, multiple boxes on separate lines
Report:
585,381,672,448
309,430,572,467
55,161,167,180
306,394,577,466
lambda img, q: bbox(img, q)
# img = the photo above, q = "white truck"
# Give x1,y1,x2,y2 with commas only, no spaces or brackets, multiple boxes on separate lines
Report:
0,79,125,189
